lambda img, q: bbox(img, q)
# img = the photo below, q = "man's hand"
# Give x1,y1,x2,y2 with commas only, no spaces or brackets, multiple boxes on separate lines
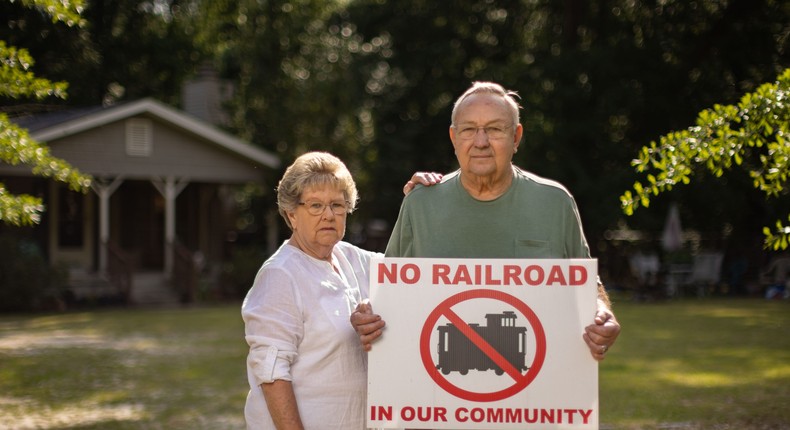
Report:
350,300,386,351
404,172,443,195
583,301,621,361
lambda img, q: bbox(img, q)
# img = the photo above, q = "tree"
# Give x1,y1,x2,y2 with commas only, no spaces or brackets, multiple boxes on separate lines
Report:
0,0,91,226
340,0,789,245
1,0,203,108
621,68,790,250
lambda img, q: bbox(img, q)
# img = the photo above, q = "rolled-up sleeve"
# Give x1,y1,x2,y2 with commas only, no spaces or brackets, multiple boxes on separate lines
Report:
246,339,298,385
242,266,303,386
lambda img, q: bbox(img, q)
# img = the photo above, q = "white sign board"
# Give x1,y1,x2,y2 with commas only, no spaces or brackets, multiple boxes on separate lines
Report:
367,258,599,429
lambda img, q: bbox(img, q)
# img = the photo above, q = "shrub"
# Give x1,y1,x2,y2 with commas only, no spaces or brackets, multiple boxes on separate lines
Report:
0,234,67,311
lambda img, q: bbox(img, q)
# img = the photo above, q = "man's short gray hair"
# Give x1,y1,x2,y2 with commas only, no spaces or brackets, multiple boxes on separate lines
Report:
451,81,521,127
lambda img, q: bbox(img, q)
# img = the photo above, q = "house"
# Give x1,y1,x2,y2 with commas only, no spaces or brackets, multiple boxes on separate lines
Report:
0,98,280,304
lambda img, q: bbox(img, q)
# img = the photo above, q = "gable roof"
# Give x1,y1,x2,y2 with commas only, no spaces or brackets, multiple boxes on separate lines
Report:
21,98,280,170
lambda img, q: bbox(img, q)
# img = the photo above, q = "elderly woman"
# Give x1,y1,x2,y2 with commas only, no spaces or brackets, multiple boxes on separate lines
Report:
242,151,372,429
242,152,441,429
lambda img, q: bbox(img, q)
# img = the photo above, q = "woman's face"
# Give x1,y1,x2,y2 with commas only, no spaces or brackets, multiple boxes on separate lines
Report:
287,185,348,260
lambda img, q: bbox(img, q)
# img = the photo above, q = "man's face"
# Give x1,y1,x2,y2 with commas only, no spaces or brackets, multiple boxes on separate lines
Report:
450,93,523,181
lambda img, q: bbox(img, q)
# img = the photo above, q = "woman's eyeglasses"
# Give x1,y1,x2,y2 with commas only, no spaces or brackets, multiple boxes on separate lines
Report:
298,201,349,216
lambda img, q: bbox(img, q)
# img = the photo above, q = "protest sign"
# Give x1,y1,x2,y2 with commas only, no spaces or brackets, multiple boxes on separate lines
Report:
367,258,599,429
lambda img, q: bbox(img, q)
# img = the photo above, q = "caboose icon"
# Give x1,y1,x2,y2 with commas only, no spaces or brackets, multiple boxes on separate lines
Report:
436,311,529,376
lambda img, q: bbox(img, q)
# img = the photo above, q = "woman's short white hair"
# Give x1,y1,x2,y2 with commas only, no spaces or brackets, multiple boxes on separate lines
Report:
277,151,358,230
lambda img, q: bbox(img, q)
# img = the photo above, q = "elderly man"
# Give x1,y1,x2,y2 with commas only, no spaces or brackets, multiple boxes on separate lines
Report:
354,81,620,360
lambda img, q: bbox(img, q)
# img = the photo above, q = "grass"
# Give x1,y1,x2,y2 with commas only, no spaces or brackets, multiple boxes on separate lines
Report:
0,305,249,429
600,294,790,429
0,297,788,429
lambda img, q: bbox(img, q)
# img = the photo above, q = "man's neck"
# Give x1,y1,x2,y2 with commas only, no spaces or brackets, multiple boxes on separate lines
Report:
459,165,514,201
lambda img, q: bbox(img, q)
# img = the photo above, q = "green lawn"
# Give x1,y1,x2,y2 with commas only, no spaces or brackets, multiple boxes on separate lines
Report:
601,295,790,430
0,298,788,429
0,305,249,429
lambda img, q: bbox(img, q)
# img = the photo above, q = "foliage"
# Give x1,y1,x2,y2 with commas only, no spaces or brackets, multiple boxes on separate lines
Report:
0,1,91,226
0,234,67,311
3,0,789,253
193,0,372,178
340,0,536,219
16,0,85,26
332,0,788,240
621,69,790,249
222,244,267,299
0,0,203,107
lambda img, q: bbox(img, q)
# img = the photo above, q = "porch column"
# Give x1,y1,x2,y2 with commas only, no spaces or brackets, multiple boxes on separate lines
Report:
151,176,189,278
91,176,125,273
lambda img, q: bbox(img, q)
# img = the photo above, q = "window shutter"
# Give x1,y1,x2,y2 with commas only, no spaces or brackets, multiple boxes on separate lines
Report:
125,118,153,156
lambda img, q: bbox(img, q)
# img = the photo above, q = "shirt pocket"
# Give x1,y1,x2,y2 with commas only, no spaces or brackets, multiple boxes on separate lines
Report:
515,239,553,258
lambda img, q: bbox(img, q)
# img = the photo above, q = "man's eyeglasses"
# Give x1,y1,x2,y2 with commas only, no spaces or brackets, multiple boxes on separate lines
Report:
298,201,350,216
454,124,513,140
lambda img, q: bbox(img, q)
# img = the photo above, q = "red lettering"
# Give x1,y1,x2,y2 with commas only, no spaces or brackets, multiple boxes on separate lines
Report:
540,408,556,423
505,408,522,422
433,264,451,284
504,265,522,285
377,263,397,284
370,405,392,420
524,265,544,285
417,407,431,422
452,265,472,284
485,265,501,285
570,265,587,285
456,407,468,422
547,266,567,285
400,263,420,284
377,263,420,284
487,408,503,422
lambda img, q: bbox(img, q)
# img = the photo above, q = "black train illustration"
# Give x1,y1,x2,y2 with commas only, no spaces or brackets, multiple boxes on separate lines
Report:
436,311,529,376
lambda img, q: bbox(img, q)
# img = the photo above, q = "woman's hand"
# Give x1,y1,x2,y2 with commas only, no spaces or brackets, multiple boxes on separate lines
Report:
404,172,443,195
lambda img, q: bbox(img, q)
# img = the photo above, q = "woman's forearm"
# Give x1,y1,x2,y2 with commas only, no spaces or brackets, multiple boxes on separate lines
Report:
261,380,304,430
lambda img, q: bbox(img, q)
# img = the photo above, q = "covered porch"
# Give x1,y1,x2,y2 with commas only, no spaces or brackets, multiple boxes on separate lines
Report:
1,99,280,305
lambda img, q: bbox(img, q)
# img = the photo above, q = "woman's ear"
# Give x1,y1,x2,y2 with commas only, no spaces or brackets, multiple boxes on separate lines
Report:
286,210,297,230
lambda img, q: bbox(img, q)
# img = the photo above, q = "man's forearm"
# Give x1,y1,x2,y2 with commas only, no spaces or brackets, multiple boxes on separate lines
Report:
597,280,611,309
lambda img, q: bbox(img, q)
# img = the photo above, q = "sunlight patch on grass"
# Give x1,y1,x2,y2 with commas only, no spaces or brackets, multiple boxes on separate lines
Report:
0,330,181,357
661,371,735,387
761,363,790,379
0,400,148,430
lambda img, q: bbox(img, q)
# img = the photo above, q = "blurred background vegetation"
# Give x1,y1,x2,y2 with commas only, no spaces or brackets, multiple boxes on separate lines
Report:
2,0,789,298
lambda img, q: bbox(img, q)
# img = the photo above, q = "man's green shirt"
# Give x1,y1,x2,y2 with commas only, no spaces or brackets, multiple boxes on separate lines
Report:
385,167,591,259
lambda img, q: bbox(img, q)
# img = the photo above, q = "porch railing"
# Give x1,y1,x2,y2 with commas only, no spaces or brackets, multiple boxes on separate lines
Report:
106,241,134,303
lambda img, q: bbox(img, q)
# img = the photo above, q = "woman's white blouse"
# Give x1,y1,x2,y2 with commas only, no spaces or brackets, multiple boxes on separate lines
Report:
242,240,379,429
